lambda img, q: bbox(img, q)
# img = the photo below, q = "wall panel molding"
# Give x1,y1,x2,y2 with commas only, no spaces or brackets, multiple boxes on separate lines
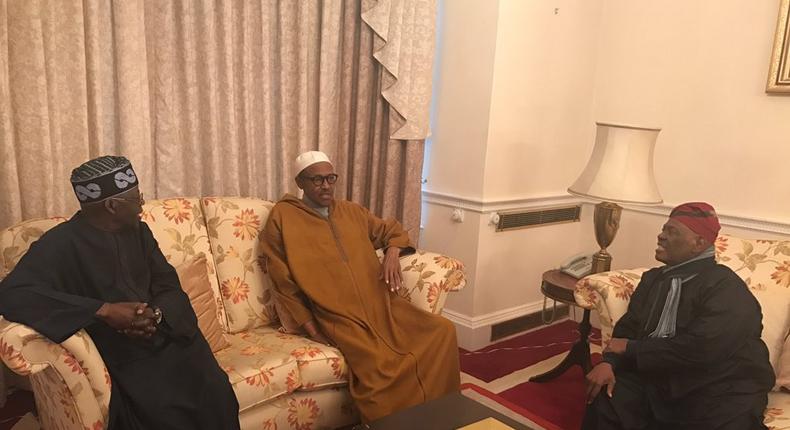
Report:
423,190,790,235
422,190,579,214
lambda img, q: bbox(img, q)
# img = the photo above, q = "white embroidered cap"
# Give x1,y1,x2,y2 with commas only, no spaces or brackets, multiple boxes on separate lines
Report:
294,151,332,176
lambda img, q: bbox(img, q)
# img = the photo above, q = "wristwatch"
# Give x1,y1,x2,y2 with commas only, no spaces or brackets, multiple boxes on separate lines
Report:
153,307,163,325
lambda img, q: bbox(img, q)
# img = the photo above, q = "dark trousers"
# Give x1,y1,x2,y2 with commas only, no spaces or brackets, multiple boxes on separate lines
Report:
581,372,767,430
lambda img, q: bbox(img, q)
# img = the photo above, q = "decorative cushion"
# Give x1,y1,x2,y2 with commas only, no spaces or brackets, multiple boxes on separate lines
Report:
175,256,230,353
215,326,347,412
142,198,230,332
200,197,275,333
716,234,790,376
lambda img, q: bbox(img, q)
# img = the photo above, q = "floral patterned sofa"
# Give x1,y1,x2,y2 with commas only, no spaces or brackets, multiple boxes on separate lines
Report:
574,233,790,429
0,197,466,430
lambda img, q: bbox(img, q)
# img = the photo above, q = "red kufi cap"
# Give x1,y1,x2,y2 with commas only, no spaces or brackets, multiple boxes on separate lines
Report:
669,202,720,244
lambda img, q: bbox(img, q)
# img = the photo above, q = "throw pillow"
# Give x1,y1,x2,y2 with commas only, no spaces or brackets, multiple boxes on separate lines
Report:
175,256,230,352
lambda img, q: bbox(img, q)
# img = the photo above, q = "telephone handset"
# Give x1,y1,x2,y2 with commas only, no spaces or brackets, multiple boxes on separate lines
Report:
560,253,594,279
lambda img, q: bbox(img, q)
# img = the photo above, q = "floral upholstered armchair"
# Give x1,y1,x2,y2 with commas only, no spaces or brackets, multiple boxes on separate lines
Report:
574,234,790,429
0,197,466,430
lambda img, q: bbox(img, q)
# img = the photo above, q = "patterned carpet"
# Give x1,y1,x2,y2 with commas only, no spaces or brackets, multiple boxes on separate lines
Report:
460,319,602,430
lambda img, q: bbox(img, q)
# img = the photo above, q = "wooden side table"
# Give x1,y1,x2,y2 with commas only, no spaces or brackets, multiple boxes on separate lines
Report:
529,269,592,382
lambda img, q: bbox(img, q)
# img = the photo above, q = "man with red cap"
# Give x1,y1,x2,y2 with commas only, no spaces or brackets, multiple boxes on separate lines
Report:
582,202,774,430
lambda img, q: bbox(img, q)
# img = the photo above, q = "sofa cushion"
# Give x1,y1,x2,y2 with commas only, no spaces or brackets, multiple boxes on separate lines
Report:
238,388,356,430
142,198,230,331
215,326,347,412
716,234,790,375
201,197,276,333
175,256,230,352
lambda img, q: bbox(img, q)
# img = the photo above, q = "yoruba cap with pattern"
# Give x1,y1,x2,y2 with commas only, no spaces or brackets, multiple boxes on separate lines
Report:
70,156,138,205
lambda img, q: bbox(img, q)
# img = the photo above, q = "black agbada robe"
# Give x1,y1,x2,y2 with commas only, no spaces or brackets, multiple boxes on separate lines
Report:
0,213,239,430
584,257,775,430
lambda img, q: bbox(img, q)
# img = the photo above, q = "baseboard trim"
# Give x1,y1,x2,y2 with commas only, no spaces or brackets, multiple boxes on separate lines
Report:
442,300,546,329
423,190,790,236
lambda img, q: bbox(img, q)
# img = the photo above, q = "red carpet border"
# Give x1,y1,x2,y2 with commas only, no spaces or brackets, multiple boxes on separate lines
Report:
460,320,602,430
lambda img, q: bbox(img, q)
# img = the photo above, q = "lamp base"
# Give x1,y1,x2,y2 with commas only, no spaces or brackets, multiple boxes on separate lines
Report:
592,201,622,274
531,201,624,384
592,250,612,274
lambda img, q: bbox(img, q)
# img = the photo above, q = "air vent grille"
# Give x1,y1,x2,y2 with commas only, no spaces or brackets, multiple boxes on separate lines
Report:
496,205,581,232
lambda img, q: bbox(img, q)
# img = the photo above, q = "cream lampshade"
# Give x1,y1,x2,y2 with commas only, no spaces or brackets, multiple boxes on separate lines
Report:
568,122,663,274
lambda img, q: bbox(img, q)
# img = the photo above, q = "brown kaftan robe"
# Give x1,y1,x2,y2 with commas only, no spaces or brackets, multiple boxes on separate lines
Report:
261,194,460,421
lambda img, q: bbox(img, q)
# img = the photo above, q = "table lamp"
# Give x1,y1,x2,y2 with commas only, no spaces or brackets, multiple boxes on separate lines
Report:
568,122,663,274
530,122,663,384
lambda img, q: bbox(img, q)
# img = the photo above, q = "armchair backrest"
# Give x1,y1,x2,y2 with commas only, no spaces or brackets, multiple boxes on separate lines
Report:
714,234,790,373
0,217,68,279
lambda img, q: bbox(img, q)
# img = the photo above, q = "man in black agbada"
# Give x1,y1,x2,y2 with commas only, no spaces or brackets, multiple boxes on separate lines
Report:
0,156,239,429
582,202,774,430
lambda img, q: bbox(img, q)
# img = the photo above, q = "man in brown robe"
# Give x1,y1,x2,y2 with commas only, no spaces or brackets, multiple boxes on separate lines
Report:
261,151,460,422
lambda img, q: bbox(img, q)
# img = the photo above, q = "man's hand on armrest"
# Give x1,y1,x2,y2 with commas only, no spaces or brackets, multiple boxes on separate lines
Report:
380,246,403,292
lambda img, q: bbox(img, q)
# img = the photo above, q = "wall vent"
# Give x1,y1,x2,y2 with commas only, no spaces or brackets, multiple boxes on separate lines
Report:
496,205,581,232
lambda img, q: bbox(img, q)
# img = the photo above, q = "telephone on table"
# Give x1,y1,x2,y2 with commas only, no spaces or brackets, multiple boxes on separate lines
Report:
560,253,594,279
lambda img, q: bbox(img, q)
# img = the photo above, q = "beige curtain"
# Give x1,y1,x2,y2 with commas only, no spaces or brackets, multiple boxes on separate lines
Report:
0,0,436,241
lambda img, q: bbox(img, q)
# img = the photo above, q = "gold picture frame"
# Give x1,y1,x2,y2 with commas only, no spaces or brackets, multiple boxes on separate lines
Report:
767,0,790,93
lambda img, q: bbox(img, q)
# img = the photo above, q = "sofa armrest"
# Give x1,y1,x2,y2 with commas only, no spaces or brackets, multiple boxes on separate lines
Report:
398,250,466,314
573,269,648,343
0,318,110,428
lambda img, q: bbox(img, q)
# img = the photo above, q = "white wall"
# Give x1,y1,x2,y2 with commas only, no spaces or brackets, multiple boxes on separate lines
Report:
424,0,605,349
426,0,499,200
484,0,602,199
421,0,500,322
591,1,790,221
424,0,790,350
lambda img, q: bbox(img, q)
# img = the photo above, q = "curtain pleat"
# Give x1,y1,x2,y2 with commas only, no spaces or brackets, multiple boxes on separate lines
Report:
0,0,435,243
